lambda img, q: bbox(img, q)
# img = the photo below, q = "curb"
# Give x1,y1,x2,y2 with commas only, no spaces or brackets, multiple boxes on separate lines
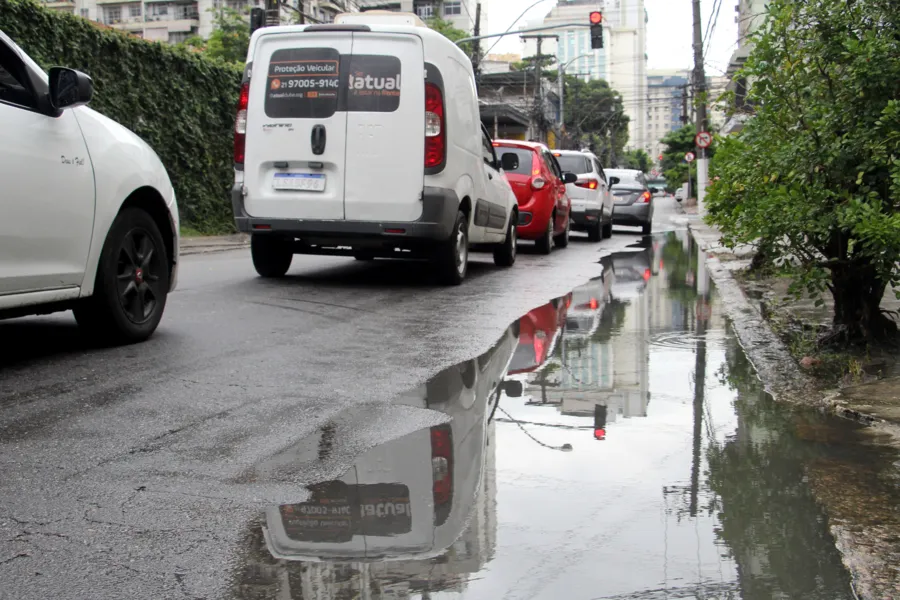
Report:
180,243,250,257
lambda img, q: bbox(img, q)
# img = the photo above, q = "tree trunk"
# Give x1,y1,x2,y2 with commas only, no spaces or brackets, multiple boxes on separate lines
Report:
827,264,897,344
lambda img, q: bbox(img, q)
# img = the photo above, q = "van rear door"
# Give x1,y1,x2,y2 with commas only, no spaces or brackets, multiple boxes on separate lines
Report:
244,33,351,220
342,33,424,222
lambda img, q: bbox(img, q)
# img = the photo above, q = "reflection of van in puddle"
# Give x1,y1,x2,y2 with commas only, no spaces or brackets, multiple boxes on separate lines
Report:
263,323,518,563
508,295,571,375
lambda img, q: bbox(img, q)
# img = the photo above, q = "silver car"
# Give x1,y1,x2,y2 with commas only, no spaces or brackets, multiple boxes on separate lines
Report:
606,169,655,235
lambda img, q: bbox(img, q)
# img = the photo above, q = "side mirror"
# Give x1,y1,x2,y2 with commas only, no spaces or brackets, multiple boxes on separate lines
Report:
609,176,620,188
648,186,658,194
49,67,93,110
500,152,519,171
562,172,578,184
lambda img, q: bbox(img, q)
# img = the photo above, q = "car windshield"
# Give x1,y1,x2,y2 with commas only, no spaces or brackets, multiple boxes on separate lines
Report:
607,170,644,189
555,154,591,174
496,147,533,175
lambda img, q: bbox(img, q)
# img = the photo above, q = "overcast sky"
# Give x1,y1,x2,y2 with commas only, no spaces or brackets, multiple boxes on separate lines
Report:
483,0,738,75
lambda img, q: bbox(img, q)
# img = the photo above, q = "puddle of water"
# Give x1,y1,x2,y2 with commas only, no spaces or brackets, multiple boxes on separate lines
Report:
231,230,891,600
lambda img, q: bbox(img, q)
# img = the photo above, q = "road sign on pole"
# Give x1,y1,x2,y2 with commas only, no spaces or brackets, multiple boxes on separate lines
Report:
695,131,712,149
685,151,696,163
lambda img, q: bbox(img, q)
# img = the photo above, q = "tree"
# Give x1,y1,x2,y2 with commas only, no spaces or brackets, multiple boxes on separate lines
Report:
561,76,628,164
659,125,700,194
621,149,651,173
705,0,900,344
182,7,250,65
426,17,471,55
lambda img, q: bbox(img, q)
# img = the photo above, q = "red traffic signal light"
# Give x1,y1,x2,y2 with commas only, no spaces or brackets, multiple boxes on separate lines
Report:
589,12,603,48
589,11,602,24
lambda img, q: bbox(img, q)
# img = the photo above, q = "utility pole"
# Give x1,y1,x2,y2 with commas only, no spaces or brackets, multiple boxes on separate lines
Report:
521,34,558,143
680,83,689,125
691,0,709,214
298,0,304,24
472,2,482,85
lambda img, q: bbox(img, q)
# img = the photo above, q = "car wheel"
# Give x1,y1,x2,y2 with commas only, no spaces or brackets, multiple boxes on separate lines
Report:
493,213,517,267
436,210,468,285
588,222,602,242
641,222,652,235
251,235,293,277
353,251,375,261
73,208,170,344
602,218,613,239
554,215,570,248
535,213,553,255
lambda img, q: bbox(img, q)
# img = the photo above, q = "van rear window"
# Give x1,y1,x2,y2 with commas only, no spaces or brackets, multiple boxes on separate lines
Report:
266,47,341,119
265,49,402,118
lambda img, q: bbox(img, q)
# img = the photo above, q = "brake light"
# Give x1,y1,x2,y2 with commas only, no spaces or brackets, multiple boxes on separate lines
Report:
234,82,249,165
643,268,651,281
590,297,599,310
532,177,547,190
425,82,445,168
637,190,652,203
431,424,453,524
575,180,598,189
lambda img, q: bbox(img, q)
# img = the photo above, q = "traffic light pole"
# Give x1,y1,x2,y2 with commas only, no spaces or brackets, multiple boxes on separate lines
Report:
456,23,588,44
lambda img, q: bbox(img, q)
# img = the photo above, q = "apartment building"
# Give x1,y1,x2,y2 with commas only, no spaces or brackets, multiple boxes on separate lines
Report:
358,0,480,34
521,0,606,82
40,0,363,45
646,69,688,165
723,0,767,133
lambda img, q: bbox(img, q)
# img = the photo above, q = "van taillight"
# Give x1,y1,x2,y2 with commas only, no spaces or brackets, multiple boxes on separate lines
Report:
234,83,249,165
431,424,452,524
425,82,445,169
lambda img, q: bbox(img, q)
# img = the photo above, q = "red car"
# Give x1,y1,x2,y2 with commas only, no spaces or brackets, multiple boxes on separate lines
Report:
507,295,572,376
493,141,575,254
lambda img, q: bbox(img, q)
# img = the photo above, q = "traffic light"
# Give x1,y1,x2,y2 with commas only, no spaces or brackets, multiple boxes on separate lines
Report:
589,11,603,49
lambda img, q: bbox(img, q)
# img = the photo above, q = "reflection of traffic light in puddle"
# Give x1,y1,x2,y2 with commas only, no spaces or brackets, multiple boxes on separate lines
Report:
593,404,608,441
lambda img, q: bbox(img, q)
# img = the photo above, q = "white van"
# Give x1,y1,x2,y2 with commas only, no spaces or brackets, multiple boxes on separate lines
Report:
231,12,520,285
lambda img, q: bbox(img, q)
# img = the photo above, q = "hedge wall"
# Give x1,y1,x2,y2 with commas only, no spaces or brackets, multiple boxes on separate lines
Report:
0,0,242,233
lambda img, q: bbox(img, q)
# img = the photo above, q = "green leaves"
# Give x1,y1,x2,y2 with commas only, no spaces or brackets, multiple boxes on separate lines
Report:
3,0,242,233
706,0,900,338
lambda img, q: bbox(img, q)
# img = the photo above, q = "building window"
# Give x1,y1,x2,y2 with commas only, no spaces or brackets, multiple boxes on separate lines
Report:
176,2,199,19
169,31,192,43
148,3,168,17
80,7,89,17
444,1,461,16
415,3,434,19
130,4,141,17
103,5,122,22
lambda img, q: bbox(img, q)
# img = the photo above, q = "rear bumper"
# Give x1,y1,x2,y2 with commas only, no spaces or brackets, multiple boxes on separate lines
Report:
612,203,652,225
570,207,602,229
232,185,459,247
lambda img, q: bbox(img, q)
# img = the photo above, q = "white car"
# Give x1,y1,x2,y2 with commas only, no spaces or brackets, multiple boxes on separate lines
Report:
674,188,685,202
553,150,614,241
232,12,519,285
0,31,178,343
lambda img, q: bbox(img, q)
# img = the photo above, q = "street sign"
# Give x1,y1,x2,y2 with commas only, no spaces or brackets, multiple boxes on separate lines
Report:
658,154,663,161
695,131,712,149
685,151,696,163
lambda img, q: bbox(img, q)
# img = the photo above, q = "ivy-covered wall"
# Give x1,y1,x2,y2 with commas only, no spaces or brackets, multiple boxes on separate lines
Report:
0,0,242,233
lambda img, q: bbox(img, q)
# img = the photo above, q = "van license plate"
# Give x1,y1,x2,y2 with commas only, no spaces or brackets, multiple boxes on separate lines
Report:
273,172,326,192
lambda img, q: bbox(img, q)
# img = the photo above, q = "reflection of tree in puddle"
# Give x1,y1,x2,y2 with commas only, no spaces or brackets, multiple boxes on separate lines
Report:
707,333,854,599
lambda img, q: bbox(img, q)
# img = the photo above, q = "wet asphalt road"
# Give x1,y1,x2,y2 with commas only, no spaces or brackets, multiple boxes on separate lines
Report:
0,198,867,599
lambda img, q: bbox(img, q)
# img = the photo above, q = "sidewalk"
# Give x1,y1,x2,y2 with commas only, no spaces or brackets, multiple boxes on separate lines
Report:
681,203,900,600
180,233,250,256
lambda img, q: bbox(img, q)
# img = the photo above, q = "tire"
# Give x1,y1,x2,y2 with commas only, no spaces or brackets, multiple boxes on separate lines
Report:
436,210,468,285
641,221,652,235
602,218,613,239
535,213,553,255
588,222,602,242
73,208,170,344
493,213,517,267
353,251,375,261
251,235,293,278
554,215,570,248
